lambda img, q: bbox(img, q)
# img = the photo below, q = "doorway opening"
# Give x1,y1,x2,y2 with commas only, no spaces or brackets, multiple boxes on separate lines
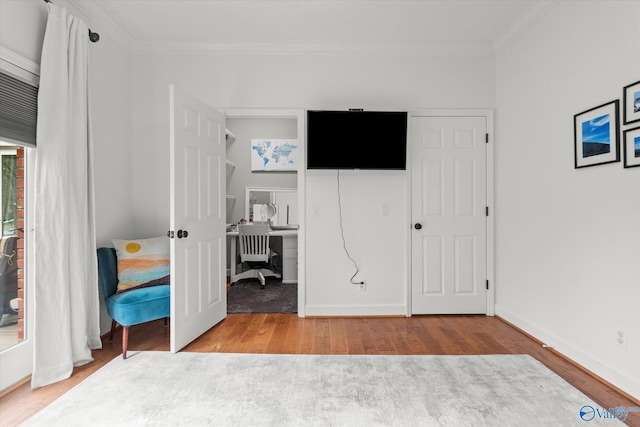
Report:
224,111,304,316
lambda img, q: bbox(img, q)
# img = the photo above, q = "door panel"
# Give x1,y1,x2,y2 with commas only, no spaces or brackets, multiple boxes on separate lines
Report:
454,159,476,216
423,159,443,216
170,85,226,353
411,116,487,314
423,236,443,294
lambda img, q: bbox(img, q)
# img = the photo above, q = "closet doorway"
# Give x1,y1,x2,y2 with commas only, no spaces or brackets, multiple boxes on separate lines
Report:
223,109,305,317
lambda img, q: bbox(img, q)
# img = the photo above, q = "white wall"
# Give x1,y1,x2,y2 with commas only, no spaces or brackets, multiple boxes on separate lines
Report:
0,1,47,65
495,1,640,398
305,170,408,315
0,0,134,333
88,23,134,250
131,52,495,315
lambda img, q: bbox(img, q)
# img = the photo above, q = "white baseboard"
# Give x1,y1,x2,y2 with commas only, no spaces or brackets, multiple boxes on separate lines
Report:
496,304,639,400
304,304,407,317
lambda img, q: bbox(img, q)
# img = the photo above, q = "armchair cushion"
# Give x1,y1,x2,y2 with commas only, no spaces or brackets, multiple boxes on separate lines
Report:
112,237,170,293
105,284,170,326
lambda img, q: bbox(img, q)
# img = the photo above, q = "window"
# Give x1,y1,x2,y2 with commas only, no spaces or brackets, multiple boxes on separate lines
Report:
0,63,37,352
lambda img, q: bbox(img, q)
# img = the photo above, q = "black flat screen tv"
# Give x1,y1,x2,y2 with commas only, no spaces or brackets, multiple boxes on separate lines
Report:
306,110,407,170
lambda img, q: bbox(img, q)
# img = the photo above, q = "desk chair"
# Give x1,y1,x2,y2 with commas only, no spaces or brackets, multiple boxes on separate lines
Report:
235,224,280,289
97,247,170,359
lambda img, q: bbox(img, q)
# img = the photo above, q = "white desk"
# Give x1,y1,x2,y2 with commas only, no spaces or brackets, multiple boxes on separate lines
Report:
227,229,298,284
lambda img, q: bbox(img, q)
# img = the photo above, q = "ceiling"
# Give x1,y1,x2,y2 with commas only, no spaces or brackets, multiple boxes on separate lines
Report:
75,0,554,53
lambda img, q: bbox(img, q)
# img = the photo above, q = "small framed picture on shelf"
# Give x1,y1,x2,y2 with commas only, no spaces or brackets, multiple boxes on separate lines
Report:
623,126,640,168
623,80,640,125
574,100,620,168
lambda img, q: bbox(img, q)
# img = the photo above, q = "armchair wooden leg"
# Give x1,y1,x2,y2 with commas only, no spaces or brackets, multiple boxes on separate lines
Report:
122,326,129,359
109,319,117,342
164,317,168,327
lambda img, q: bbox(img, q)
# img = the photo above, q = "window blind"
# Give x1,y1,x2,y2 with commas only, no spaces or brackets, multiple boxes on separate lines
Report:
0,72,38,147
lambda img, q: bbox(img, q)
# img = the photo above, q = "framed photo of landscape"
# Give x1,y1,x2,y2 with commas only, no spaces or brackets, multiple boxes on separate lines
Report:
623,80,640,125
623,126,640,168
574,100,620,168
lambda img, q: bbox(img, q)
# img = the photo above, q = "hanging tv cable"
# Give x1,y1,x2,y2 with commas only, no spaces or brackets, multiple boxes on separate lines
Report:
336,170,364,285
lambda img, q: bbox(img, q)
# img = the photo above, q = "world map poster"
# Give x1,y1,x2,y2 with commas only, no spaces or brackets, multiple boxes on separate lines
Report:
251,139,298,171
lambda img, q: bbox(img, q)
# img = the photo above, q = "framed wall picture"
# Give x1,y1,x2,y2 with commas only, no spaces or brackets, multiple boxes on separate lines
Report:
622,80,640,125
622,126,640,168
251,139,298,172
574,100,620,168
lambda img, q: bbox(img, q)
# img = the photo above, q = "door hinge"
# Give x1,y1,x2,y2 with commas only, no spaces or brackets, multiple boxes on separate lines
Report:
486,280,489,290
486,206,489,217
485,133,489,143
167,230,174,239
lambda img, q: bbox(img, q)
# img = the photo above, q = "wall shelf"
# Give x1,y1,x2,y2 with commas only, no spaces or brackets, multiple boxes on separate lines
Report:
225,128,236,144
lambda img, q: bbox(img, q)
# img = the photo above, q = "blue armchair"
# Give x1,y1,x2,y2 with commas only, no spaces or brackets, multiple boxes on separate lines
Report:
97,247,170,359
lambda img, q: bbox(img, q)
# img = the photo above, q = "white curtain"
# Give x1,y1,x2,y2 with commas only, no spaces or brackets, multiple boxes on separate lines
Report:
32,3,101,389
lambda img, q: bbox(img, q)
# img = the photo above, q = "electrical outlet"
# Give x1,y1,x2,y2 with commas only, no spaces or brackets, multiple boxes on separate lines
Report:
358,281,366,291
616,330,627,349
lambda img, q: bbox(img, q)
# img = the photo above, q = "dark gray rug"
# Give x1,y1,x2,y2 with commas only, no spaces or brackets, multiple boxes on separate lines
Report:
227,280,297,313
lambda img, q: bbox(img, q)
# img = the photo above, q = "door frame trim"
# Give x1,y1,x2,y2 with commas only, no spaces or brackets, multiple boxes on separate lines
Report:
407,109,495,316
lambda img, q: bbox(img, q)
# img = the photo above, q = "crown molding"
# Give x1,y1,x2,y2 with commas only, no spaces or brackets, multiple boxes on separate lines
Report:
132,41,496,56
494,0,560,53
60,0,545,57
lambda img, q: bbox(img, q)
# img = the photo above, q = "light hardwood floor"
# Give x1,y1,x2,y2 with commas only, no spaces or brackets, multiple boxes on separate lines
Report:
0,314,638,426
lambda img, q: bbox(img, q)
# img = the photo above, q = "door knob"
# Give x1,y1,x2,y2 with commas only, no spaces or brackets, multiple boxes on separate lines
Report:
177,229,189,238
414,223,422,230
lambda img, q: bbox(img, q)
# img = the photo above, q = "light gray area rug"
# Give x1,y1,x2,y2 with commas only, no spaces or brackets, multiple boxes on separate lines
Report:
24,352,623,427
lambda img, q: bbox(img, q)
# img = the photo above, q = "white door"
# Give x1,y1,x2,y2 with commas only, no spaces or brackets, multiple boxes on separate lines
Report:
169,85,226,353
411,116,487,314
